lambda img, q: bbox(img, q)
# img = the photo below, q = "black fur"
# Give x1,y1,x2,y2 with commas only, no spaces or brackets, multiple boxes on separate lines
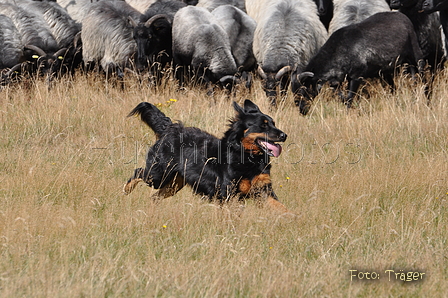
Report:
313,0,334,30
124,100,289,212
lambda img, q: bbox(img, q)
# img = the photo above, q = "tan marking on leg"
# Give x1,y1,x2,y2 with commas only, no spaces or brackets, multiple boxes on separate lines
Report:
251,174,271,188
239,178,251,194
151,175,185,200
123,178,143,195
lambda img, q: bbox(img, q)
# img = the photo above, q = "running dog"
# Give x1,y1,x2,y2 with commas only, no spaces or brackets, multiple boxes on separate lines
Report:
123,100,289,212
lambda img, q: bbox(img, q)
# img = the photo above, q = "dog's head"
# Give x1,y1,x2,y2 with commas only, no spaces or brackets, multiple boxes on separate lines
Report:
233,100,287,157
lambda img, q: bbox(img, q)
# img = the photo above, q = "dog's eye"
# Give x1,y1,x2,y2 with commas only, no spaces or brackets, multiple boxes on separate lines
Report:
261,123,268,129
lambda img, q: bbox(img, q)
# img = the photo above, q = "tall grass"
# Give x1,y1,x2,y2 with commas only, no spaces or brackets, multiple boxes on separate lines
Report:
0,71,447,297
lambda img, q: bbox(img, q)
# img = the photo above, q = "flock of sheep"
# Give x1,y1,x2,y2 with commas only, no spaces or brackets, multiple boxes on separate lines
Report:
1,0,447,114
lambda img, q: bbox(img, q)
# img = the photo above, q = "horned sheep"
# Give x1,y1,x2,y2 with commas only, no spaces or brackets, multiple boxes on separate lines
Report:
21,0,80,50
246,0,328,103
132,0,187,73
0,2,58,53
0,1,72,80
292,11,425,115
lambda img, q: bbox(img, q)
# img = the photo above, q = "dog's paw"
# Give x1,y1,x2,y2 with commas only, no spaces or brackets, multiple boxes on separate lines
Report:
123,178,142,195
123,184,131,195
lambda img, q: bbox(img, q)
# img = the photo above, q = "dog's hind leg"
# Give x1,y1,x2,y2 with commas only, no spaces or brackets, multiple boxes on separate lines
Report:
249,174,291,213
151,174,185,200
123,168,145,195
265,196,290,213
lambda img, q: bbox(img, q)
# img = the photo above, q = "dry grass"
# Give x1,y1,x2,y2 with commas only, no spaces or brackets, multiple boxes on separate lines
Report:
0,71,447,297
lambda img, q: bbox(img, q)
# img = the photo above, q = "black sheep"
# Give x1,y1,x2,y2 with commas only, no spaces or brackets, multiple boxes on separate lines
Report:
422,0,448,56
389,0,445,71
133,0,186,73
292,11,425,115
313,0,333,30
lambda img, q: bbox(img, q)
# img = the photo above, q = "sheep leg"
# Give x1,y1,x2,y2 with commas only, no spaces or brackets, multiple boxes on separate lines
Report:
344,79,361,108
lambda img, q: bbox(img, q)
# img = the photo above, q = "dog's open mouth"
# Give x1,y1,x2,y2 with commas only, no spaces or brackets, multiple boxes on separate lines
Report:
257,139,282,157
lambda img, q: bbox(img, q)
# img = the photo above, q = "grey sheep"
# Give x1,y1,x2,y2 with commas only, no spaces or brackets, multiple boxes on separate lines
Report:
21,0,80,49
328,0,390,35
0,1,70,81
0,14,23,69
81,0,141,77
0,2,59,53
57,0,109,24
172,6,238,86
211,5,256,72
247,0,328,103
197,0,247,12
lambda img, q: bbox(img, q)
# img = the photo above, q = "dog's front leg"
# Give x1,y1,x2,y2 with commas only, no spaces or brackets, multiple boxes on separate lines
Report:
123,168,145,195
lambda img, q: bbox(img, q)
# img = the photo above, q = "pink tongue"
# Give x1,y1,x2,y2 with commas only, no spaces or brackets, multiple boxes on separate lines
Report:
260,141,282,157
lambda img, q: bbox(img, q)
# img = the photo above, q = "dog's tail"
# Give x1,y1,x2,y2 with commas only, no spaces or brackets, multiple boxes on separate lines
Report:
128,102,172,137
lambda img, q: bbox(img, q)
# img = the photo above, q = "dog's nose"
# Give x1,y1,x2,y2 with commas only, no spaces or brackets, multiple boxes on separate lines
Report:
279,132,287,141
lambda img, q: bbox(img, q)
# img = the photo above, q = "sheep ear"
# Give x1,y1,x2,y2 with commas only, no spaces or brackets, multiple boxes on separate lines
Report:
128,16,138,28
243,99,261,114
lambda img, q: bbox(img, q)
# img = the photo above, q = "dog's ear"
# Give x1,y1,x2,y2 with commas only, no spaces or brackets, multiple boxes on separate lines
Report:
233,101,246,116
243,100,261,114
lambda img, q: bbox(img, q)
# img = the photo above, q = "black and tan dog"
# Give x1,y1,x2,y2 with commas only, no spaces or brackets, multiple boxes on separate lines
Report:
123,100,289,212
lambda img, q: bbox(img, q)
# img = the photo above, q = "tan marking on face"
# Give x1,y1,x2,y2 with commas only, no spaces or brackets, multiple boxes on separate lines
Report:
241,132,267,155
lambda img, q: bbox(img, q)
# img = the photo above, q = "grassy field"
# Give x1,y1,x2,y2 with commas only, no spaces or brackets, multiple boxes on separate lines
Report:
0,71,447,297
